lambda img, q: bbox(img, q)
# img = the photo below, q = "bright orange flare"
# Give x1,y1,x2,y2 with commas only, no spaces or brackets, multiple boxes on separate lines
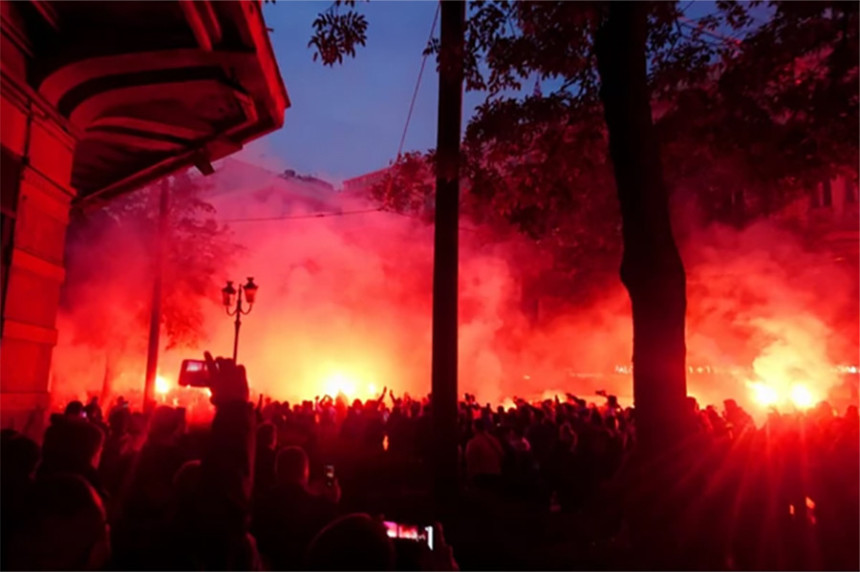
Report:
747,379,820,412
155,375,170,395
789,384,816,409
748,381,779,407
324,372,357,398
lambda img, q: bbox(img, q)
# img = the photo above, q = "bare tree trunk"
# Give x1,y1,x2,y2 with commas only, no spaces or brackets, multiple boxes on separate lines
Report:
143,179,169,414
595,2,687,451
431,0,465,508
101,341,123,404
101,349,113,404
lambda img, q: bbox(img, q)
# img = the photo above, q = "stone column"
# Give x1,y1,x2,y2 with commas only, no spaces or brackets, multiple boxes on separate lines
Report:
1,83,76,438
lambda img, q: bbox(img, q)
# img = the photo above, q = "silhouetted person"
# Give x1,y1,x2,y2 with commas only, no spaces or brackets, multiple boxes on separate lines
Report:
65,400,85,418
305,513,395,571
100,403,135,496
112,406,188,567
0,430,40,563
465,419,503,490
724,399,753,435
38,416,107,500
177,353,261,570
4,474,110,571
84,396,103,424
254,422,278,499
253,446,340,570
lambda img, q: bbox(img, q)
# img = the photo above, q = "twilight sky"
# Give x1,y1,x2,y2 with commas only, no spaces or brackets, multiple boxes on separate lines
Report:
243,0,479,184
244,1,744,185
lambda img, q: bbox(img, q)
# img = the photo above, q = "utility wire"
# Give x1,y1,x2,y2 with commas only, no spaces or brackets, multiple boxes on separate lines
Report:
678,16,743,47
217,207,383,224
217,204,479,232
679,1,696,17
395,1,441,160
224,5,442,228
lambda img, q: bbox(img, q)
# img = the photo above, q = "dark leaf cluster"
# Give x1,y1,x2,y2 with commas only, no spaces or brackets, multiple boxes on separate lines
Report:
308,1,369,66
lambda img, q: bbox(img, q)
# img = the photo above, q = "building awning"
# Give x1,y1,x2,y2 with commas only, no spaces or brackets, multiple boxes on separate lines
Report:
2,0,289,204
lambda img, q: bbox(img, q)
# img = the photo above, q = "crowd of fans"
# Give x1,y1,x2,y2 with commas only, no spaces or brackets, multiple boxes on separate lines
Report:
1,354,857,571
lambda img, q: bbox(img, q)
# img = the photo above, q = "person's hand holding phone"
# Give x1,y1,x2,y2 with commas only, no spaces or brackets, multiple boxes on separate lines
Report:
321,476,341,504
310,475,342,504
204,351,249,407
309,465,342,503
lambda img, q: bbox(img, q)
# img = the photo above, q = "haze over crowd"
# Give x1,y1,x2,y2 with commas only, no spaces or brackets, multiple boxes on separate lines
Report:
51,159,858,419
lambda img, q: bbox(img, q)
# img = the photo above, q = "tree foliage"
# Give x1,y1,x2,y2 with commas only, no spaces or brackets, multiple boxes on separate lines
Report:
392,5,854,216
62,173,238,352
308,1,369,66
368,151,436,219
311,0,858,297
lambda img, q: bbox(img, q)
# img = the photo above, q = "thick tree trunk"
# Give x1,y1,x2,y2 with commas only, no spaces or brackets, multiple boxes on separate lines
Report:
595,2,687,451
431,0,465,508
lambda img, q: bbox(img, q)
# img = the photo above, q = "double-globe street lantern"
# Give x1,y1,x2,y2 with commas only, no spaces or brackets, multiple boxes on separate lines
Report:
222,277,259,361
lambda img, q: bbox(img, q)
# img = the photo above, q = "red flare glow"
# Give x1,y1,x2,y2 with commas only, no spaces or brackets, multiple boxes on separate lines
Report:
155,375,170,395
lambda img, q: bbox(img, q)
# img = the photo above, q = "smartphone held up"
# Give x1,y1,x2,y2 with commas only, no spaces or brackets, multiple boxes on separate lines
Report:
178,359,210,388
384,521,434,551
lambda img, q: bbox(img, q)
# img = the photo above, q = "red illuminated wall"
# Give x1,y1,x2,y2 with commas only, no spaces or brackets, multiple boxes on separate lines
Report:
1,79,77,437
1,1,287,438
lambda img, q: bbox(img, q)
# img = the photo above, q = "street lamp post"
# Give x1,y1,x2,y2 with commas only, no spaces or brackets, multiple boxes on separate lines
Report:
222,277,258,362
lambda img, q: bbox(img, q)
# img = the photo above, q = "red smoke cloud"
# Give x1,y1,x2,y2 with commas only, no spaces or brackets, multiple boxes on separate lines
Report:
51,161,858,420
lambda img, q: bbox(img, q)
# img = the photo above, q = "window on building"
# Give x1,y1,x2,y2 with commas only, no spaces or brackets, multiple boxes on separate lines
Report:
1,146,21,333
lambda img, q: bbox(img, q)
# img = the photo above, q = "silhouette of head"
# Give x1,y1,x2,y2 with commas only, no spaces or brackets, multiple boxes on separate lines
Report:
148,406,185,443
5,474,110,570
276,446,309,486
257,422,277,450
474,418,487,434
41,418,105,474
64,400,85,417
1,430,40,482
173,459,203,495
108,406,132,436
305,513,395,571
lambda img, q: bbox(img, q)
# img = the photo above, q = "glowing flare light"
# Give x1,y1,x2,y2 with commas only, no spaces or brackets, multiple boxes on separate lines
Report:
748,381,779,407
155,375,170,395
321,371,380,400
324,373,356,397
789,384,815,409
746,380,820,411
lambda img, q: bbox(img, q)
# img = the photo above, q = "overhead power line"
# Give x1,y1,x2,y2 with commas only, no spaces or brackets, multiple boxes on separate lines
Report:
678,16,743,47
217,207,384,223
217,205,479,232
395,1,441,160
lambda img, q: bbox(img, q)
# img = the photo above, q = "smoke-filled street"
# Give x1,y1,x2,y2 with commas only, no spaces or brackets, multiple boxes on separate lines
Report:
1,1,857,571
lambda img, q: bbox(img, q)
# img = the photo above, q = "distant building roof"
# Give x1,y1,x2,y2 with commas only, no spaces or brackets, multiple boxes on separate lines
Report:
342,166,392,195
205,157,340,218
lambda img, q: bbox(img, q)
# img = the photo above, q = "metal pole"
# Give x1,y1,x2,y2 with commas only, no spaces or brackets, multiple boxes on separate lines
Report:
144,178,169,413
431,0,465,509
232,287,243,362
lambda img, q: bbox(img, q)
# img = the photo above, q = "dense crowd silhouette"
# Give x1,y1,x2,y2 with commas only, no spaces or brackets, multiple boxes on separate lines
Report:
1,354,857,571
